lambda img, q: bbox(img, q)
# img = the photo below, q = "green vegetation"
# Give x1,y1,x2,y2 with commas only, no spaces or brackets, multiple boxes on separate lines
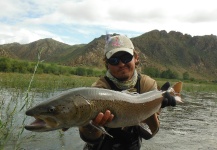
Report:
0,57,105,77
182,71,190,80
183,82,217,93
143,67,179,79
0,57,195,81
142,67,195,81
0,73,98,90
156,78,217,93
0,72,216,94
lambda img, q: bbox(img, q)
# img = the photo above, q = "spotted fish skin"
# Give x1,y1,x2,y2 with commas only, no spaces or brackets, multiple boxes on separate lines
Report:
25,82,182,132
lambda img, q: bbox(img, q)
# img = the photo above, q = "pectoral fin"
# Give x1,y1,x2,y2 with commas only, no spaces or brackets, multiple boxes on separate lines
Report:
89,120,113,138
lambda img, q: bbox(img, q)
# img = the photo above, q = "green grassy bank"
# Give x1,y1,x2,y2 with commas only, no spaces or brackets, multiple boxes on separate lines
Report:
0,73,216,93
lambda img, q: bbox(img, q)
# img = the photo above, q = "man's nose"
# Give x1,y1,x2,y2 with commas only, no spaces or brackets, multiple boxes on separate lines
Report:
117,60,125,66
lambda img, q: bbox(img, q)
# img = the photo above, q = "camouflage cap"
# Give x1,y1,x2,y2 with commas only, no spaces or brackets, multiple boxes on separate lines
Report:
104,35,134,59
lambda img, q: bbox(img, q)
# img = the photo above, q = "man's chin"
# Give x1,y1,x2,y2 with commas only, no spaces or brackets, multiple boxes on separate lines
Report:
116,74,130,81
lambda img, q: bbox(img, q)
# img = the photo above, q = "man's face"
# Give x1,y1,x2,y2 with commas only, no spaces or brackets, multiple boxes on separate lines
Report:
107,52,138,81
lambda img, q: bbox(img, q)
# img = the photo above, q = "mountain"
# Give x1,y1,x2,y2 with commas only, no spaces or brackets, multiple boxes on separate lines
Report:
132,30,217,79
0,38,83,62
0,30,217,80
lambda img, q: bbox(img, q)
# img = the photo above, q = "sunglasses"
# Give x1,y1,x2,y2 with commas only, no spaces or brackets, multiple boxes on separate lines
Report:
107,53,133,66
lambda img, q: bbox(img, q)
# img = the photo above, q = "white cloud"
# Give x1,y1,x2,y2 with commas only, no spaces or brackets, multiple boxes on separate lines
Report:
0,1,24,18
0,22,60,44
0,0,217,44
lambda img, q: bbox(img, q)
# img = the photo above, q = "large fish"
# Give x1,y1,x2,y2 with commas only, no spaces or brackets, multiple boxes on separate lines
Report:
25,82,183,132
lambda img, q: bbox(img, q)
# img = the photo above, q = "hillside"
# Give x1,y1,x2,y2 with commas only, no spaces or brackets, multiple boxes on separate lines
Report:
132,30,217,79
0,30,217,80
0,38,83,62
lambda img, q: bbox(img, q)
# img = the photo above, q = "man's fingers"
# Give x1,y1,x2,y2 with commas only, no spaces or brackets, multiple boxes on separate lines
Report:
92,110,114,126
93,112,104,125
98,110,111,125
107,114,114,122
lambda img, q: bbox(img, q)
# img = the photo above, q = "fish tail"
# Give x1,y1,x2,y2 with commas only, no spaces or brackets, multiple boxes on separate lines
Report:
172,81,183,97
169,81,183,103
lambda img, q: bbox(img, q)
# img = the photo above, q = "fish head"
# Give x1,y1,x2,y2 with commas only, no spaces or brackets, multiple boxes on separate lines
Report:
25,93,79,132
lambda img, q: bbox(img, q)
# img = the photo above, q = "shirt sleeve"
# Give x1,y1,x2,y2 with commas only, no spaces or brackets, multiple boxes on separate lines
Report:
140,74,157,93
139,74,160,139
91,77,111,89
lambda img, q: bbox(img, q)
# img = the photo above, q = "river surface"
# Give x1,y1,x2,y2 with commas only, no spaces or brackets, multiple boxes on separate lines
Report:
1,89,217,150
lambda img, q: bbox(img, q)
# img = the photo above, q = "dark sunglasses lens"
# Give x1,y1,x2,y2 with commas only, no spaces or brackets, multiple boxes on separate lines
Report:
107,53,133,65
121,55,133,64
108,58,119,65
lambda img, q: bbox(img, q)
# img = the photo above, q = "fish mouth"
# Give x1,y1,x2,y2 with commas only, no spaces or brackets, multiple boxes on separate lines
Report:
25,116,59,132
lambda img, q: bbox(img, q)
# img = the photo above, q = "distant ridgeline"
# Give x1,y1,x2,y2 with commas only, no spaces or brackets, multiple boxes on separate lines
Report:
0,30,217,80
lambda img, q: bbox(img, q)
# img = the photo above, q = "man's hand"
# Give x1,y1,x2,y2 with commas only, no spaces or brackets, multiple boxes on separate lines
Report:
161,92,176,108
78,110,114,141
92,110,114,126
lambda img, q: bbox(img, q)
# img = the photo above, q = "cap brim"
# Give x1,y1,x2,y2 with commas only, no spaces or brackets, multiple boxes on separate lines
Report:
106,48,134,59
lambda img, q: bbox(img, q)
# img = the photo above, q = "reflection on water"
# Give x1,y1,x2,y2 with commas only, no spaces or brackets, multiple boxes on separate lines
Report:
142,92,217,150
1,89,217,150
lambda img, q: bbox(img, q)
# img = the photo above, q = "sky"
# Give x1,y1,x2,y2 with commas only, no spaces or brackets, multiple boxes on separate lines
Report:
1,0,217,45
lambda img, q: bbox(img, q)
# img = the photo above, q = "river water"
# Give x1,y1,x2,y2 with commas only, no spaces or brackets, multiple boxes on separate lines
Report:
1,89,217,150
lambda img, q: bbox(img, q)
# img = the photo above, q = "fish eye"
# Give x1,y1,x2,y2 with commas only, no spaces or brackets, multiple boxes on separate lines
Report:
48,106,56,113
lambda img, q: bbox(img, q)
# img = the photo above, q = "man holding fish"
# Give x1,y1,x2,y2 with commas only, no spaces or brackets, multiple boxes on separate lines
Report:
79,34,177,150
